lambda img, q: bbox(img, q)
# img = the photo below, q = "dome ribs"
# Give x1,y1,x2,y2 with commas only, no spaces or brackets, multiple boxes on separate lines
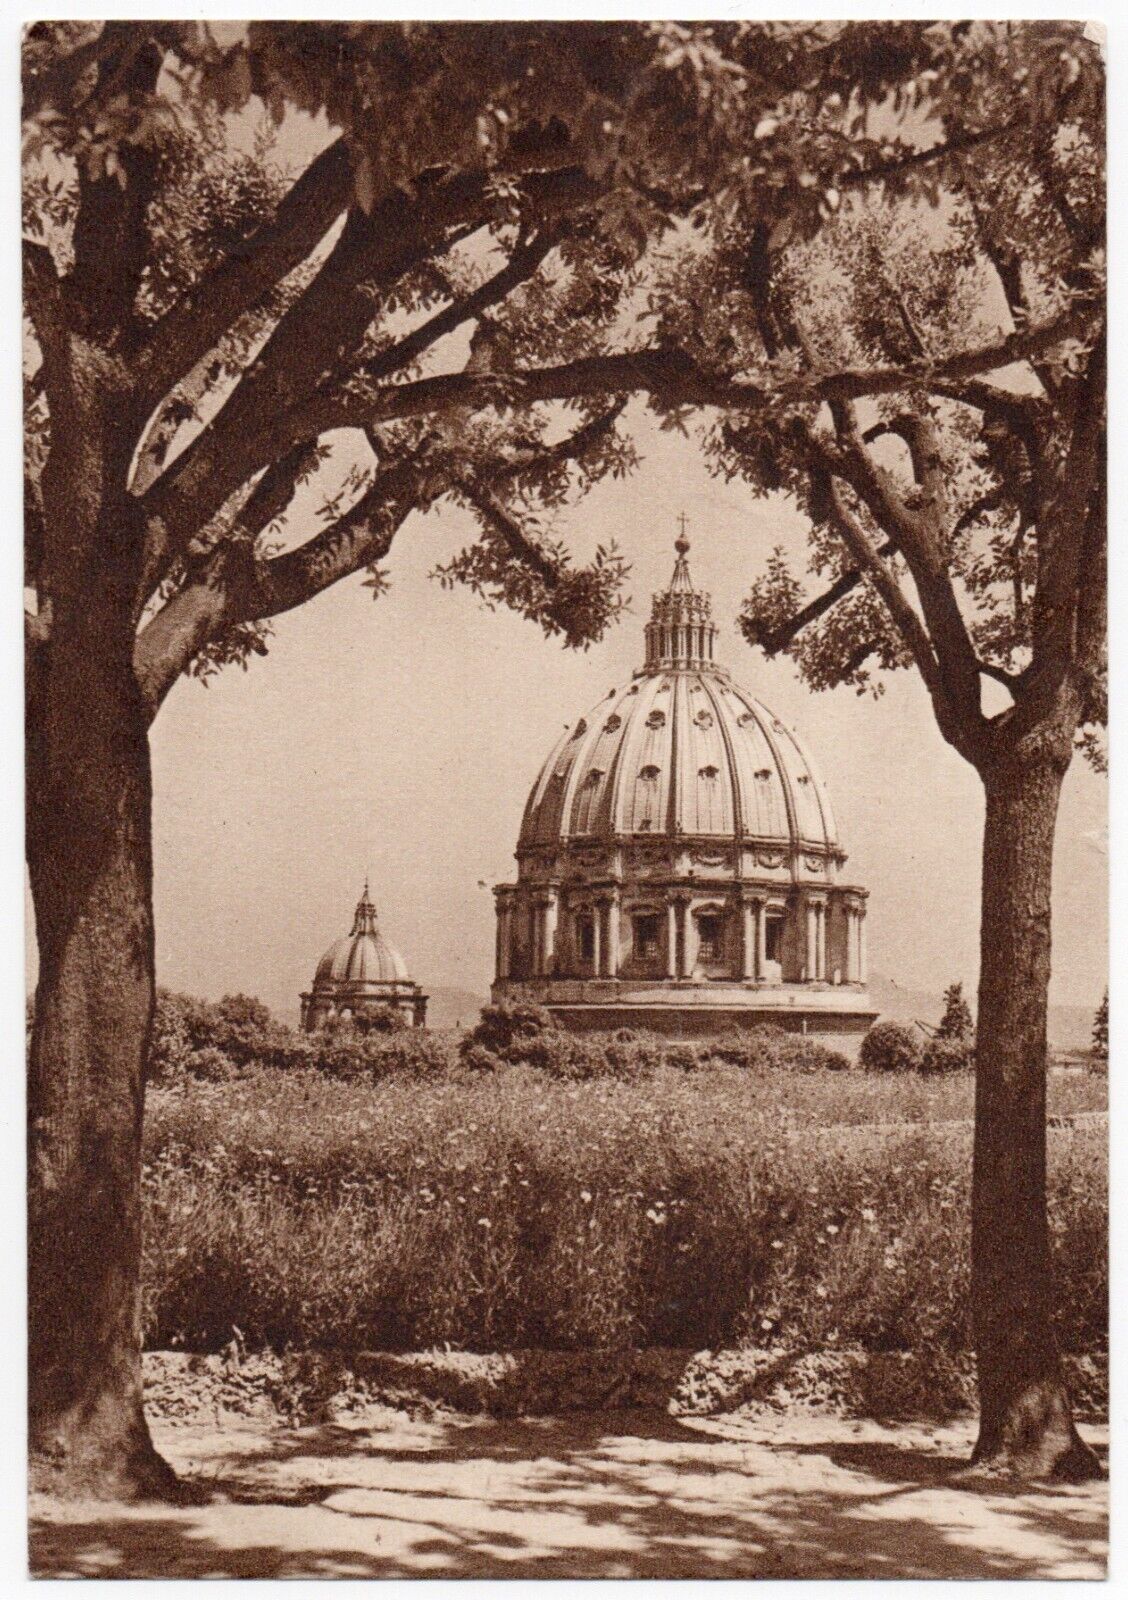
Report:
303,882,426,1030
697,671,741,837
607,672,666,837
513,529,853,887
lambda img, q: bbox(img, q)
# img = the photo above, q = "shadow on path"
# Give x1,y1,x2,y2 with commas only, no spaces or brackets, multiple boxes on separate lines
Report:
31,1411,1108,1580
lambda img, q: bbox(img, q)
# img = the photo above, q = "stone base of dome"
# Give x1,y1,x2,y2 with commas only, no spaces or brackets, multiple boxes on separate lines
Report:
492,978,877,1058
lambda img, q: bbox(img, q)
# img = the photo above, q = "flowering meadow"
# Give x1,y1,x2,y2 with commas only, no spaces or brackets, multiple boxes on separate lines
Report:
142,1059,1106,1376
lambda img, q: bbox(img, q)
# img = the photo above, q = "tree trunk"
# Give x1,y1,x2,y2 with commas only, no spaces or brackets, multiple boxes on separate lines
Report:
27,603,175,1499
971,749,1101,1480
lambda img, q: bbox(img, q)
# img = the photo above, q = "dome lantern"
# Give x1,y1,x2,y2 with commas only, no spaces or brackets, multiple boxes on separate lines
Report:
493,523,877,1055
643,526,718,670
350,880,379,937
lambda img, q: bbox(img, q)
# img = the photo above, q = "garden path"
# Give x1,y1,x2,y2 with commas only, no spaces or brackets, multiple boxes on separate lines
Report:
32,1409,1107,1579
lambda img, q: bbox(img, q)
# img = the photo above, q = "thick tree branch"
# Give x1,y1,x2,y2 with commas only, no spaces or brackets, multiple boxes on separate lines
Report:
743,539,896,655
802,404,987,760
133,457,424,719
455,479,559,585
68,29,162,338
840,118,1026,195
977,658,1021,692
136,137,355,404
823,478,943,700
327,309,1087,436
358,228,561,390
137,162,598,584
23,239,70,392
1030,332,1105,681
137,389,629,716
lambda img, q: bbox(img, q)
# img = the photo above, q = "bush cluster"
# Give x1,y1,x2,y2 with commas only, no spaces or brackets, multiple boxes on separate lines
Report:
150,989,458,1085
460,1003,851,1079
921,1036,975,1076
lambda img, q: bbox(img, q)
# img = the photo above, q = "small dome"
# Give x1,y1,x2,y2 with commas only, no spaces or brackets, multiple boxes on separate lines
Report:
315,932,409,986
518,542,838,854
313,884,411,986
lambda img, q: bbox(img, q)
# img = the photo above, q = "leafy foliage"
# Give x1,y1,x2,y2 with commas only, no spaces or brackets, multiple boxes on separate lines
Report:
921,1036,975,1077
1091,989,1108,1062
722,38,1105,768
24,22,1101,718
859,1020,925,1075
150,988,439,1086
937,982,975,1043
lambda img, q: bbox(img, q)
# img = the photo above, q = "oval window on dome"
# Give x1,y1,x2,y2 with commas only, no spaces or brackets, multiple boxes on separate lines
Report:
604,713,622,732
694,708,714,729
584,767,605,788
699,764,720,780
645,710,666,730
755,768,772,781
639,764,661,782
738,711,755,727
571,719,587,740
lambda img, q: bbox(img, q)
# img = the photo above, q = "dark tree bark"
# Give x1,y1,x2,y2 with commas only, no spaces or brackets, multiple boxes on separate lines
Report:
26,597,175,1499
970,736,1102,1480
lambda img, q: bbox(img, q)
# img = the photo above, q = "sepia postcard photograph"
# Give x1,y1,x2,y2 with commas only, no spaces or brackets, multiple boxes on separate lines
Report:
21,12,1110,1580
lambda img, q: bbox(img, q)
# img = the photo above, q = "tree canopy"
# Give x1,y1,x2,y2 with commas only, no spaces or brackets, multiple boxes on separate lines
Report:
24,20,1101,746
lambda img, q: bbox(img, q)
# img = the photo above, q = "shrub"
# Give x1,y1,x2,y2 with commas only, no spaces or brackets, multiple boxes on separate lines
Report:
460,1041,503,1074
325,1005,407,1037
860,1020,924,1074
1092,990,1108,1062
364,1030,460,1079
936,982,974,1043
601,1031,666,1078
462,1002,557,1061
150,989,196,1083
921,1036,974,1076
185,1045,238,1082
699,1026,849,1075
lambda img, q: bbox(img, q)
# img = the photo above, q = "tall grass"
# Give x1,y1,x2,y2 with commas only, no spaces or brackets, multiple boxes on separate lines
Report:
142,1064,1106,1359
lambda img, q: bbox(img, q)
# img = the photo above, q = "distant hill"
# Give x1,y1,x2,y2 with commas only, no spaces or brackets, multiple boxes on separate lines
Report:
868,973,1096,1053
426,986,489,1031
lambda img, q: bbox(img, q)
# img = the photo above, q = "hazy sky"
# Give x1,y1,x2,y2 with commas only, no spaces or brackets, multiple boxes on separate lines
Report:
113,404,1106,1024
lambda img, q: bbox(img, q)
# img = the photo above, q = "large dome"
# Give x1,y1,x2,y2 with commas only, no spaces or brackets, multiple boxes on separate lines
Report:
491,531,874,1054
519,663,838,853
